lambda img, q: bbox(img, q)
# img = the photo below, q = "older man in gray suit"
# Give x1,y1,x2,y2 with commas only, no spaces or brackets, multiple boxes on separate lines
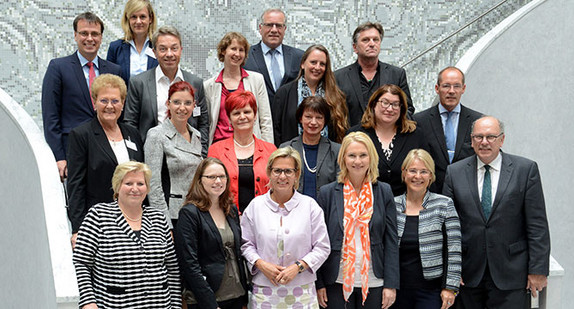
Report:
124,25,208,156
443,116,550,309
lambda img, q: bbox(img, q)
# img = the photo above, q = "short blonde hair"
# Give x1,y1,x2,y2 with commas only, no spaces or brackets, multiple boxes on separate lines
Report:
337,132,379,184
121,0,157,42
111,161,151,200
266,147,302,190
401,149,436,185
217,32,250,67
91,74,127,101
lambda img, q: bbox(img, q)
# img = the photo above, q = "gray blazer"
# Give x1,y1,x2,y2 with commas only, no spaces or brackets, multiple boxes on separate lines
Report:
280,136,341,197
203,69,273,144
443,152,550,290
144,119,203,228
124,67,209,156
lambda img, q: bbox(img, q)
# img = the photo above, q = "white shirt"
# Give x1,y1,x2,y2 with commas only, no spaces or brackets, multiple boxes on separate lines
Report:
336,226,384,288
129,39,153,77
155,67,184,123
109,140,130,164
477,152,503,205
261,42,285,90
77,51,99,88
439,102,461,141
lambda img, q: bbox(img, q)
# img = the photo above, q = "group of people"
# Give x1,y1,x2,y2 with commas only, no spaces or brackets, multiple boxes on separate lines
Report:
40,1,550,308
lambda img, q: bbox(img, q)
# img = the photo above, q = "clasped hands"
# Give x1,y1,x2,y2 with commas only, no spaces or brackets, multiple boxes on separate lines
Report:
255,259,300,286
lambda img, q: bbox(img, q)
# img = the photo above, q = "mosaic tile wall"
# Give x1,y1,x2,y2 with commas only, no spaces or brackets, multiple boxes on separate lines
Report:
0,0,529,128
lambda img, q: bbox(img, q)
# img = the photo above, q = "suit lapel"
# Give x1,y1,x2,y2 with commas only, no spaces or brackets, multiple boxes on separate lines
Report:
92,119,118,164
147,68,158,121
429,106,449,162
282,46,293,86
252,44,274,94
454,105,471,160
389,132,407,167
119,124,140,159
491,153,513,216
71,54,94,114
120,43,131,79
348,65,365,112
315,137,330,173
465,157,485,221
200,210,225,256
334,184,345,232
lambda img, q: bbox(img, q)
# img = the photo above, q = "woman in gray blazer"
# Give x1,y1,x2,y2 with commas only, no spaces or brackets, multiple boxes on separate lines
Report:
279,96,340,199
203,32,273,145
145,81,203,229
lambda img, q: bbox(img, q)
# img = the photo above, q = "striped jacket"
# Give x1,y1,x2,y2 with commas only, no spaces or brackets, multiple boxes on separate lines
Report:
395,192,462,291
73,202,181,308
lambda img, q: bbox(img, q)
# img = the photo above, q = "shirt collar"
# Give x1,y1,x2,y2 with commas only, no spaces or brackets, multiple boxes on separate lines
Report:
128,38,150,51
261,41,283,55
77,51,99,68
215,68,250,83
477,151,502,172
264,190,301,213
438,102,461,115
155,66,183,83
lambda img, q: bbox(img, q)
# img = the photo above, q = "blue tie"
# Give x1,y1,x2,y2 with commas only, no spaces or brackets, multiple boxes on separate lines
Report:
444,111,455,163
269,49,282,91
481,165,492,219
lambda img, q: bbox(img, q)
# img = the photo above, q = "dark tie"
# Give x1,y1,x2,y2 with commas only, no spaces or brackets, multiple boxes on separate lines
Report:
481,165,492,218
269,49,282,91
444,111,455,163
87,61,96,108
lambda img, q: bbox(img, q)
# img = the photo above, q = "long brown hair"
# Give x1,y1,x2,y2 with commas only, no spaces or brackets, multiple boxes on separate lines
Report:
184,158,234,215
361,84,416,133
298,44,348,142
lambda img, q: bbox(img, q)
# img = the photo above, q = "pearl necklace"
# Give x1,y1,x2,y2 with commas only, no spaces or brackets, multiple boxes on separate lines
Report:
302,145,317,173
121,209,142,222
234,138,254,148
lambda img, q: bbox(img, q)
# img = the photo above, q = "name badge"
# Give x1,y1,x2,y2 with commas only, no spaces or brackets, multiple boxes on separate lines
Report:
145,47,156,59
125,140,138,151
193,106,201,117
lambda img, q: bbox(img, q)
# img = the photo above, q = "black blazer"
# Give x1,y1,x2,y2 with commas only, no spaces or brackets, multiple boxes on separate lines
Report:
175,204,248,308
335,61,413,127
316,181,399,289
414,104,482,193
443,153,550,290
66,118,144,233
41,52,121,161
348,125,428,196
106,39,159,85
244,42,304,105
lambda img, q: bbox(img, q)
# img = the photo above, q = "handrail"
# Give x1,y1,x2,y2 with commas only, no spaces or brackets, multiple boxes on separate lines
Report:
401,0,510,67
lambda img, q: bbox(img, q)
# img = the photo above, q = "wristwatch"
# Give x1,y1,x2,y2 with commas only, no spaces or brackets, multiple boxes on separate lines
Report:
295,260,305,273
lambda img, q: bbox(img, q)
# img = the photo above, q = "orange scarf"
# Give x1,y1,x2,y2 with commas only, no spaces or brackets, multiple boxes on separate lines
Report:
342,179,373,304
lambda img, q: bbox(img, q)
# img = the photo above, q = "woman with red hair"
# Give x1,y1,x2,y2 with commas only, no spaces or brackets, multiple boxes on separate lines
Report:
144,81,203,229
208,90,276,213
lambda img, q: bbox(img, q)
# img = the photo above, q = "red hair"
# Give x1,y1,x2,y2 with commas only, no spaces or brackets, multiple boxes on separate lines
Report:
224,90,258,117
166,81,195,118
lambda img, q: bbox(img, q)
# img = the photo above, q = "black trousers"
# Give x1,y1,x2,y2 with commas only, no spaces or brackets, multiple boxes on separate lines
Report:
324,283,383,309
392,287,442,309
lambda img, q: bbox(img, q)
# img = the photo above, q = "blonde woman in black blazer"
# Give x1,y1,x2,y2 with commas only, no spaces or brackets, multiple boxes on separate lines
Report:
67,74,143,247
175,158,248,309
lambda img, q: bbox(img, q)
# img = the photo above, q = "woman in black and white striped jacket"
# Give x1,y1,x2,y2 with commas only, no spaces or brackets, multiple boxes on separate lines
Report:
73,161,181,309
393,149,461,309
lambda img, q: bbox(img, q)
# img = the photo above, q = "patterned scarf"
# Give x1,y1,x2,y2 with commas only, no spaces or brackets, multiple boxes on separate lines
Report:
342,179,374,304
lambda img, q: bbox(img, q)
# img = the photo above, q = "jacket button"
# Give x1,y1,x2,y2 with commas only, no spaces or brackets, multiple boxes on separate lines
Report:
256,177,260,182
255,191,259,194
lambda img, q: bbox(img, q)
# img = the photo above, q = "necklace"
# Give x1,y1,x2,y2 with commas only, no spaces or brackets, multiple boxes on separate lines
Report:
234,138,254,148
121,209,142,222
302,145,317,173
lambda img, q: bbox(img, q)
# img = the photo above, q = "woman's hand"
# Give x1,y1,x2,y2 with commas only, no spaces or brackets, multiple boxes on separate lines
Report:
440,289,456,309
82,303,98,309
317,287,328,307
255,259,285,286
275,264,299,285
71,233,78,249
381,288,396,309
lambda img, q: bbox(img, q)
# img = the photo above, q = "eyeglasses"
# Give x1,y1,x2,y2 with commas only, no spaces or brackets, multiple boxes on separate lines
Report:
202,175,227,181
261,22,286,29
77,31,101,38
406,168,430,176
169,100,194,106
471,133,503,143
439,84,463,90
97,99,121,105
378,99,401,110
270,168,297,177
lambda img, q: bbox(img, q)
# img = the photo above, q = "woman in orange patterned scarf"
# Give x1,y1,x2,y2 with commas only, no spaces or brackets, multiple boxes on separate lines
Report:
316,131,399,308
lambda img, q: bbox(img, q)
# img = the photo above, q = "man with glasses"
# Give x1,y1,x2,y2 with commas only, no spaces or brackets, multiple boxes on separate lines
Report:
244,8,304,105
443,116,549,309
414,66,482,192
42,12,121,182
123,25,208,156
335,21,413,127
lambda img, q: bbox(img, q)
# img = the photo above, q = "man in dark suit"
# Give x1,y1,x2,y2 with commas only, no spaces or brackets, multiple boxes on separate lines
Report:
123,25,209,156
443,116,550,309
335,22,413,127
243,8,304,105
42,12,121,181
414,67,482,193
